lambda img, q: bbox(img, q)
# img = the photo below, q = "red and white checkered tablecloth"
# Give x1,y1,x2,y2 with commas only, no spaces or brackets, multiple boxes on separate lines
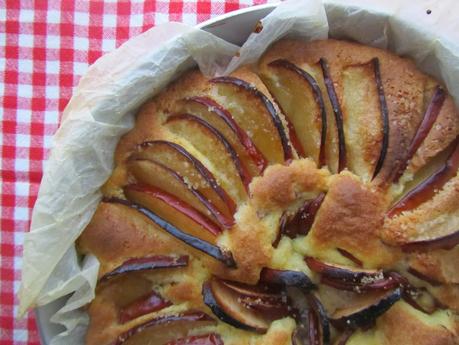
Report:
0,1,270,343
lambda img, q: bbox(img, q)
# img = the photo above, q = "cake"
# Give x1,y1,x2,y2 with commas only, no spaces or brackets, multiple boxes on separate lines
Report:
77,39,459,345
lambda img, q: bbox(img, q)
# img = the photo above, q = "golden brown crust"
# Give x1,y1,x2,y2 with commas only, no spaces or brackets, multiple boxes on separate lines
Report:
379,302,458,345
250,159,330,213
308,172,396,267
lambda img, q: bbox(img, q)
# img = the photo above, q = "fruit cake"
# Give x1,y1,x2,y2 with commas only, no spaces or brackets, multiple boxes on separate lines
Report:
77,39,459,345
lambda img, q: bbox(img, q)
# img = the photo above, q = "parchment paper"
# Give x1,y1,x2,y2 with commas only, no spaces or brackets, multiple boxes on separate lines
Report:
18,0,459,343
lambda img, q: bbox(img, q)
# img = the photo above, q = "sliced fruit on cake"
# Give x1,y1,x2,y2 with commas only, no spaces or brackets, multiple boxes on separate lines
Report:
209,67,293,164
259,59,327,166
340,58,388,182
388,138,459,218
127,158,230,230
393,81,459,184
164,113,249,202
131,140,236,224
202,276,294,333
383,172,459,250
177,96,267,175
111,311,216,345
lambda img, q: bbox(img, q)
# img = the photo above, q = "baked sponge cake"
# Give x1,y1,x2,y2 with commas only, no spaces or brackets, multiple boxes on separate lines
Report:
77,39,459,345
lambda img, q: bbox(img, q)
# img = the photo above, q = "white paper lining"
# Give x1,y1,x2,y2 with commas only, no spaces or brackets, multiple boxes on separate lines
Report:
18,0,459,343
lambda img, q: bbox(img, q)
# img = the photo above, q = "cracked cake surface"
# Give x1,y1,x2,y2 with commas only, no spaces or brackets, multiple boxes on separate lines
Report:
77,39,459,345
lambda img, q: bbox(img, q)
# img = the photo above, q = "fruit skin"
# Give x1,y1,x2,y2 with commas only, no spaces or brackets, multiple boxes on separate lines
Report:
100,255,189,282
202,281,265,333
330,288,402,330
392,86,446,183
137,140,237,216
166,113,252,192
118,290,172,324
125,184,222,236
280,193,326,240
111,311,215,345
401,230,459,252
184,96,267,173
105,197,236,268
268,59,328,167
164,333,224,345
307,293,331,345
305,257,382,283
320,58,346,172
371,57,390,180
210,76,294,162
259,268,315,291
388,137,459,217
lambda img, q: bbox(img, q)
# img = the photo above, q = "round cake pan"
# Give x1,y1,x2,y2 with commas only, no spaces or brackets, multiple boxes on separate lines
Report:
34,3,277,344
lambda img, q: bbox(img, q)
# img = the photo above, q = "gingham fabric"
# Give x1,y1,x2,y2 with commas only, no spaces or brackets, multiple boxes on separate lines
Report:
0,1,271,343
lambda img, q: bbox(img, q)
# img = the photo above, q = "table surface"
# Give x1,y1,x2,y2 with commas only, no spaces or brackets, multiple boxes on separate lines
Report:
0,1,270,343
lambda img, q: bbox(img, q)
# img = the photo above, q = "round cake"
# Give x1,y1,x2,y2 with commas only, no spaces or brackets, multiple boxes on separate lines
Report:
77,39,459,345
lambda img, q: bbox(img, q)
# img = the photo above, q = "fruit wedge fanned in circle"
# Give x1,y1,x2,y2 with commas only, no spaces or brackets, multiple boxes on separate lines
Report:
202,276,294,333
279,193,326,240
261,59,327,166
100,255,189,283
131,140,236,222
178,96,267,175
164,113,250,202
124,184,221,240
388,137,459,217
391,86,446,183
210,74,293,163
106,197,236,268
127,157,230,230
330,288,401,330
111,311,216,345
305,257,400,292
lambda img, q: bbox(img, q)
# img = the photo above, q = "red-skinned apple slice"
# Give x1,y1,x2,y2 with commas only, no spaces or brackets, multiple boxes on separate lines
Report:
164,333,224,345
125,184,222,238
401,230,459,252
210,76,293,163
266,59,327,166
371,58,390,180
100,255,189,283
128,158,231,229
119,290,172,324
165,113,250,197
320,58,346,172
133,140,236,218
111,311,216,345
388,137,459,217
392,86,446,182
330,288,401,330
105,197,236,268
182,96,267,173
